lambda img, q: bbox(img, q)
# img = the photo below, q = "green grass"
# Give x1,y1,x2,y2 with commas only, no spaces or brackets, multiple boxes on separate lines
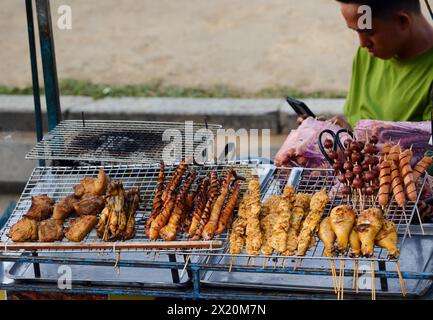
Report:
0,79,346,99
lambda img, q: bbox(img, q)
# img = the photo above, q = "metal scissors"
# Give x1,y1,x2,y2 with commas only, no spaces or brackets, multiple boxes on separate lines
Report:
318,128,355,165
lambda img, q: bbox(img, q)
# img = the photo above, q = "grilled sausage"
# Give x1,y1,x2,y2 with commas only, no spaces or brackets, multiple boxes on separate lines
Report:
378,160,391,206
413,156,433,181
399,149,417,201
391,162,406,207
388,144,401,163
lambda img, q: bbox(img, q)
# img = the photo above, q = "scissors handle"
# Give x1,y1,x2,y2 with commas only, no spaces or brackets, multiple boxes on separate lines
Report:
335,129,355,152
318,129,337,166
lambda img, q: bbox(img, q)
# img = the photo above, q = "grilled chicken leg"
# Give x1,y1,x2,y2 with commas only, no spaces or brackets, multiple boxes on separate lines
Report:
349,229,361,258
355,208,383,257
375,220,400,259
329,205,356,254
318,217,336,257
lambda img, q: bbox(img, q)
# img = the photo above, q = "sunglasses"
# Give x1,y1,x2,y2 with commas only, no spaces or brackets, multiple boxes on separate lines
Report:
426,0,433,20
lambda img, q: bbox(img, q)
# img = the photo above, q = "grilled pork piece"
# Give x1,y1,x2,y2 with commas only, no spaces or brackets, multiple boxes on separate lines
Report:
38,219,64,242
25,194,55,221
8,217,38,242
73,169,109,198
73,196,105,216
53,195,78,220
64,215,97,242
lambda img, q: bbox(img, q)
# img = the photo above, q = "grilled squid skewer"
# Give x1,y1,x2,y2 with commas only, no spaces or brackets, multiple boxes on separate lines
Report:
159,172,197,241
188,177,210,238
145,161,165,237
216,181,241,235
202,171,233,240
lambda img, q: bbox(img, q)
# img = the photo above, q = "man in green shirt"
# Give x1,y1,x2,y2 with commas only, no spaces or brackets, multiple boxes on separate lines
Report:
317,0,433,129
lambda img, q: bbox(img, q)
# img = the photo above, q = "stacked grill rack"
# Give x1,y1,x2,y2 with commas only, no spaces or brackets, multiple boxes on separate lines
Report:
25,120,222,165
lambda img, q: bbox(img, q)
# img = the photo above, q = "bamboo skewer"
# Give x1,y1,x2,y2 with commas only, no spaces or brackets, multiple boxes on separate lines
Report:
228,256,234,272
371,259,376,300
180,254,190,279
331,259,338,294
395,261,407,297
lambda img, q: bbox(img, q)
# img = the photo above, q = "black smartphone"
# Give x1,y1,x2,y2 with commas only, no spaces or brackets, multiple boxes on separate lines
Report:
285,96,316,118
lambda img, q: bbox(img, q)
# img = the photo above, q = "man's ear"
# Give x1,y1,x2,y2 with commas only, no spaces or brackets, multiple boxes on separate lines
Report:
396,11,412,30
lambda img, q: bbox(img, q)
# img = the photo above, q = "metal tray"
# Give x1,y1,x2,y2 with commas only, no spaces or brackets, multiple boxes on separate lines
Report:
5,252,193,288
200,227,433,298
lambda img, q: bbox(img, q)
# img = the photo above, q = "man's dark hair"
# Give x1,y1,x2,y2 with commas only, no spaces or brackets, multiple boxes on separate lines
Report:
336,0,422,17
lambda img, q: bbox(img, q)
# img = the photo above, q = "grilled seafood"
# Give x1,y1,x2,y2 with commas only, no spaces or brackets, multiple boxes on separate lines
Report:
216,181,241,235
8,217,38,242
124,187,140,240
160,171,197,241
25,194,55,221
145,161,165,237
202,171,233,240
162,160,188,203
188,177,209,237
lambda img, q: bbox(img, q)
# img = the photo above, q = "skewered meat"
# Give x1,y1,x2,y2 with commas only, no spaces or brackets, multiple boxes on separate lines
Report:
318,217,336,257
188,177,209,237
413,156,433,181
202,171,233,240
244,179,263,255
259,195,281,255
73,196,105,216
38,219,64,242
216,181,241,235
53,195,78,220
190,172,220,240
64,215,97,242
149,190,176,240
8,217,38,242
25,194,55,221
349,229,361,258
380,142,392,162
73,169,109,198
375,220,400,259
162,160,188,203
399,149,417,201
160,171,197,241
388,144,401,163
270,185,294,253
297,189,329,256
355,208,383,257
284,193,311,256
391,162,407,207
124,187,140,240
329,205,356,254
145,161,165,237
183,177,204,232
229,217,247,254
378,160,391,206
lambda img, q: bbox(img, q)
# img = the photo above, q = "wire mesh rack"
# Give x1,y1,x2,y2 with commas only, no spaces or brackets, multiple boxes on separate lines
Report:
199,167,428,266
25,120,222,164
0,162,259,254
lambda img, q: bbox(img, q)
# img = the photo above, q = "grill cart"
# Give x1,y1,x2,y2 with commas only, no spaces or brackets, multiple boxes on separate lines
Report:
1,0,433,300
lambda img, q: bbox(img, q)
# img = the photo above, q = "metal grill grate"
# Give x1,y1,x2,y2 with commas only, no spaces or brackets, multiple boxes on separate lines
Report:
205,167,427,265
25,120,222,164
0,162,258,253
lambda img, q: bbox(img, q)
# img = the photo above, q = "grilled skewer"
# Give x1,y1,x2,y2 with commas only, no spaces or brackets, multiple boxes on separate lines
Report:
145,161,165,237
399,149,417,201
215,181,241,235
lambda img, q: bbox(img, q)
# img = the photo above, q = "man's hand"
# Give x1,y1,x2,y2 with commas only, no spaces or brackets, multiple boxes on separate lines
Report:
297,115,352,130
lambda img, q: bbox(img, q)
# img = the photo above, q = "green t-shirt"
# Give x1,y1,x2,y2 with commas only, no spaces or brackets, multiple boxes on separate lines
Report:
344,46,433,128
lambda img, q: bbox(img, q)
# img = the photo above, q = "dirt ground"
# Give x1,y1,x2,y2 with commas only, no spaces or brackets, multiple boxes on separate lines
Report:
1,1,432,94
